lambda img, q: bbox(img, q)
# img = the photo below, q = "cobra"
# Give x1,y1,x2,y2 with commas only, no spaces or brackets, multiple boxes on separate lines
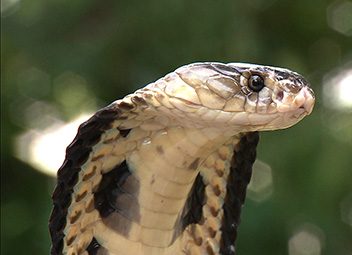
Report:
49,62,315,255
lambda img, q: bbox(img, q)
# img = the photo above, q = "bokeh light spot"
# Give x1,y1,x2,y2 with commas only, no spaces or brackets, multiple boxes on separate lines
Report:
1,0,20,16
247,159,273,202
289,223,324,255
23,101,60,129
15,114,92,176
321,64,352,145
323,63,352,111
53,72,97,117
327,1,352,36
17,67,51,99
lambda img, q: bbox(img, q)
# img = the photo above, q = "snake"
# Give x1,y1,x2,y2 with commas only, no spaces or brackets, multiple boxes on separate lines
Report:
49,62,315,255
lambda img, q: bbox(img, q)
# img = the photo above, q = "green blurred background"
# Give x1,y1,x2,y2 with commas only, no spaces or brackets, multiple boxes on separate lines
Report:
1,0,352,254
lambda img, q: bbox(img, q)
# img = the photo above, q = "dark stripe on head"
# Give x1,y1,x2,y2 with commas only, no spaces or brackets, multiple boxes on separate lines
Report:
210,63,242,77
219,132,259,255
49,106,120,255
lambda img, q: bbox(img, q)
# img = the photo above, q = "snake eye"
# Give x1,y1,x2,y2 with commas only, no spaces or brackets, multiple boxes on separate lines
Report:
248,75,265,92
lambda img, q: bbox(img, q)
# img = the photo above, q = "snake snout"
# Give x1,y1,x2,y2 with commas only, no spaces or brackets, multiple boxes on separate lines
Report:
275,86,315,115
294,87,315,115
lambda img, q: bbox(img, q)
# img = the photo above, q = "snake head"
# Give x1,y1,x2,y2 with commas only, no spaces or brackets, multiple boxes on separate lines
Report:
142,62,315,132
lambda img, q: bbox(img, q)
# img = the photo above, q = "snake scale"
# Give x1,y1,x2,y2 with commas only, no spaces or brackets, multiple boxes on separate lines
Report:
49,62,315,255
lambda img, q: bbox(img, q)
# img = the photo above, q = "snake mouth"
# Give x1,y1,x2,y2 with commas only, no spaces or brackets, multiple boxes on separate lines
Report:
295,87,315,115
276,86,315,116
261,87,315,130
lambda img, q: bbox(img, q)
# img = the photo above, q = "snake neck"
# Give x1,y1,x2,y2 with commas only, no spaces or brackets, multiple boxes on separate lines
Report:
121,126,242,254
91,124,241,254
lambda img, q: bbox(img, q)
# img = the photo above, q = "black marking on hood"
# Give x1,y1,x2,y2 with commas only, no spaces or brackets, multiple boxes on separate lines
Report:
219,132,259,255
94,161,132,218
49,105,120,255
87,238,101,255
189,158,201,170
95,160,141,238
181,173,206,230
118,128,131,138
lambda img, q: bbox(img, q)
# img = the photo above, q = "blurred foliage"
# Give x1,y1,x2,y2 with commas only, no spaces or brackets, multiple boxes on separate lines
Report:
1,0,352,254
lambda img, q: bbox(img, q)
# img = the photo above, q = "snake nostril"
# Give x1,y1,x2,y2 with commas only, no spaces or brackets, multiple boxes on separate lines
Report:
276,91,284,101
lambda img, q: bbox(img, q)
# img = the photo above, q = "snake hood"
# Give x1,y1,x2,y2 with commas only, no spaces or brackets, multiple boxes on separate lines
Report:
138,62,315,132
49,62,315,255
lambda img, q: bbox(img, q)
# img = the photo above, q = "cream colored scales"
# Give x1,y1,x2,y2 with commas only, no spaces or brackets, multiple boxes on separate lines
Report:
49,62,315,255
